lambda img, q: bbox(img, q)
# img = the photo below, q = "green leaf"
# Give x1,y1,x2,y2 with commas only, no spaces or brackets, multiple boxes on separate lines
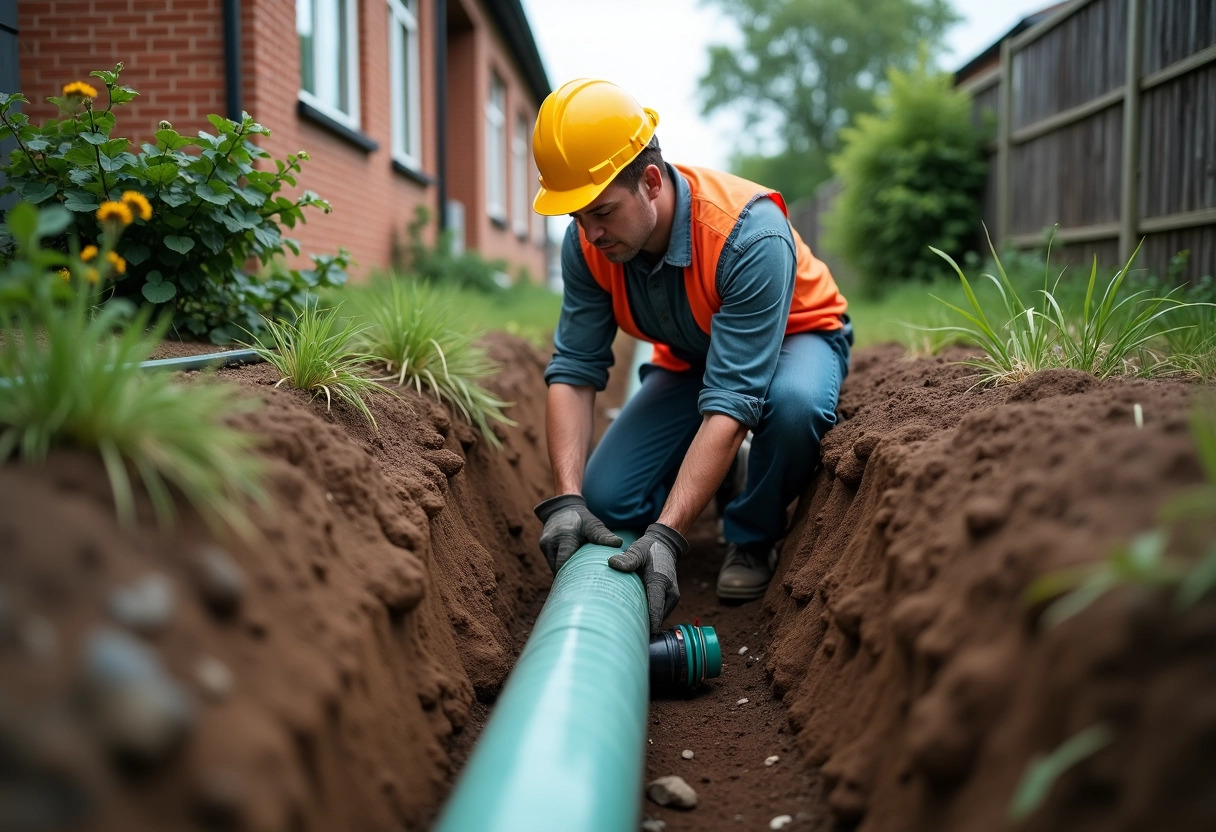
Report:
80,131,108,145
1008,725,1113,823
35,206,72,237
154,129,197,151
63,146,98,166
5,202,38,242
160,190,191,208
123,244,151,265
141,278,177,303
163,235,195,255
143,162,179,185
196,183,234,206
1176,541,1216,610
25,137,50,152
63,191,100,212
21,181,58,204
207,114,236,134
108,86,138,106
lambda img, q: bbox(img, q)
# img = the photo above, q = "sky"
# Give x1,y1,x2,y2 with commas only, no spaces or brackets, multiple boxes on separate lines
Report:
518,0,1053,171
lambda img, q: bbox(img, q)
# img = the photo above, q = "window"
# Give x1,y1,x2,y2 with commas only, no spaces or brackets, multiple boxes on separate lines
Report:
298,0,360,129
485,73,506,222
511,113,529,236
388,0,421,168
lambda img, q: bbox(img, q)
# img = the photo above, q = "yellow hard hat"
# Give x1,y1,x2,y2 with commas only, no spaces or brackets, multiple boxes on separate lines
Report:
532,78,660,216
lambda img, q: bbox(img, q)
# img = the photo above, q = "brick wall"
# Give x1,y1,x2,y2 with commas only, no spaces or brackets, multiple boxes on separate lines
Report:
12,0,547,281
17,0,226,142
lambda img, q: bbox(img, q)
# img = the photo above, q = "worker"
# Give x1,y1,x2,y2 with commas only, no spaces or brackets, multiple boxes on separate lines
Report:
531,79,851,633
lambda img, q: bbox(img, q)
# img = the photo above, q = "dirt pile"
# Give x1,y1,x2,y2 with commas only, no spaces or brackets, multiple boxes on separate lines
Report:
0,335,553,832
767,344,1215,831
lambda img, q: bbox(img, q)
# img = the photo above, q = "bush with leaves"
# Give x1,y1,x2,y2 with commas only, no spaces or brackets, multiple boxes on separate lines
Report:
393,205,508,294
0,201,265,534
825,59,988,295
0,64,347,342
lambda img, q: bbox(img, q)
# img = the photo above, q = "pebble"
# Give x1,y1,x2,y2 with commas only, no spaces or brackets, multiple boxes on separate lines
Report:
681,749,694,760
770,815,793,830
765,755,780,766
194,656,234,701
641,819,667,832
738,646,748,655
192,545,245,617
646,775,698,809
109,572,175,634
737,698,749,705
84,628,194,765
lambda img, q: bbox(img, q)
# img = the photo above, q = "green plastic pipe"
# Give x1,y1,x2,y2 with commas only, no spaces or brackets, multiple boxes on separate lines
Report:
434,533,649,832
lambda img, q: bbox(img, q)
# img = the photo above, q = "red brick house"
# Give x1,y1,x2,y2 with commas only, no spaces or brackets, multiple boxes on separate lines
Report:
8,0,551,281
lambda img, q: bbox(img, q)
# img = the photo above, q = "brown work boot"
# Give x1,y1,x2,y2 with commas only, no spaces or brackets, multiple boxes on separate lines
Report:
716,541,778,602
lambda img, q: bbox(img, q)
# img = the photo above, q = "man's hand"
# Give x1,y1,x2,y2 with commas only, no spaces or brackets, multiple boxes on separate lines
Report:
534,494,623,574
608,522,689,633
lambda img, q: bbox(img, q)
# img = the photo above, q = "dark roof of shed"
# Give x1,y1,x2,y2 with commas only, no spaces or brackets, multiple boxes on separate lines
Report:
486,0,551,104
953,3,1068,83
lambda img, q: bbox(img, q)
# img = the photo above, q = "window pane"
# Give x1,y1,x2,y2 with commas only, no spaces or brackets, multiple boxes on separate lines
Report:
337,0,349,114
298,0,316,95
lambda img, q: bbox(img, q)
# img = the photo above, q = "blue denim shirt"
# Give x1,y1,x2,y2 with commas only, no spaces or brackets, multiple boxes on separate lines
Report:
544,165,799,429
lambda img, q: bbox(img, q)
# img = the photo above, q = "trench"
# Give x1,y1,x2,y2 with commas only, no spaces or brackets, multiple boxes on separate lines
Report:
1,334,1212,832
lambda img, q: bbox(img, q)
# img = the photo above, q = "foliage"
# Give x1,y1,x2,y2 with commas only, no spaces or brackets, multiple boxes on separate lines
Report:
393,205,508,294
0,201,265,533
243,301,391,429
1007,724,1113,824
929,236,1211,386
0,64,347,343
826,60,988,292
442,276,563,347
345,277,514,445
699,0,957,201
1025,400,1216,623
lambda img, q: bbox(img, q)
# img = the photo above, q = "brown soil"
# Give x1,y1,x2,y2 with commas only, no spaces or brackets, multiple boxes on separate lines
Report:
2,334,1215,832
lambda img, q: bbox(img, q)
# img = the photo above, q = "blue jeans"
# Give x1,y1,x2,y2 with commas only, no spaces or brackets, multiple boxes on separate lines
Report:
583,322,852,546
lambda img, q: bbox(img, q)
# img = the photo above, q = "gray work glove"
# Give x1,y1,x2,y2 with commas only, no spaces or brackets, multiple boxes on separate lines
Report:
608,522,688,633
534,494,623,574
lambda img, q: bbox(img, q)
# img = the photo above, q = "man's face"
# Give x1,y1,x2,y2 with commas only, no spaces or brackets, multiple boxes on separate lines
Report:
569,179,657,264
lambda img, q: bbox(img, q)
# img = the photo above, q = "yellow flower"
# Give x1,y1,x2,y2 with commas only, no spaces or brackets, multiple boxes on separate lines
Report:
96,201,133,226
86,267,100,284
120,190,152,221
106,250,127,275
81,244,99,261
63,81,99,99
58,268,71,282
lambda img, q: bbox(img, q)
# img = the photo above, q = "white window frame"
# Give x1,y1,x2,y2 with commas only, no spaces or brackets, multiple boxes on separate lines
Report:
298,0,361,130
511,113,529,237
388,0,422,169
485,73,507,223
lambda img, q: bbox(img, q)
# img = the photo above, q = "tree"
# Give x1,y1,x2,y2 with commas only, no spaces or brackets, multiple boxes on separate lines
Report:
699,0,958,201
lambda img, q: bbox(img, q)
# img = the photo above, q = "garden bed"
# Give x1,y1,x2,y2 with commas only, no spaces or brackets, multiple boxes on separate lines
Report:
1,336,1213,831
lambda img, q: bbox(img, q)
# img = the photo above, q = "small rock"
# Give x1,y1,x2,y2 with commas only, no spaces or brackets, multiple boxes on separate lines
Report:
194,656,233,701
765,755,780,766
110,573,175,634
641,819,667,832
738,646,748,655
770,815,793,830
646,775,698,809
192,545,245,617
681,749,694,760
737,698,749,705
84,628,194,766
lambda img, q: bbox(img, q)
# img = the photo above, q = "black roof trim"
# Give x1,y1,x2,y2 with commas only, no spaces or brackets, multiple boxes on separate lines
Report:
484,0,551,105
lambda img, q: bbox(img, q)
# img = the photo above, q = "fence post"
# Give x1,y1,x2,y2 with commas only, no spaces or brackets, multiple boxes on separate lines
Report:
998,38,1014,247
1119,0,1144,262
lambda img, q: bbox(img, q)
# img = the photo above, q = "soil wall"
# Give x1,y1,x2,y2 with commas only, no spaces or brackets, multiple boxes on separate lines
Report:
766,345,1215,831
0,335,553,832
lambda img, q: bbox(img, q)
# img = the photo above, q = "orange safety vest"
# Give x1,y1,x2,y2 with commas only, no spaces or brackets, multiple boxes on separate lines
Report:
579,165,847,372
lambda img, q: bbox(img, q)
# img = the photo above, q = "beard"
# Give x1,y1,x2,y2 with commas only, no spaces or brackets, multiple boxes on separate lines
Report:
602,241,644,263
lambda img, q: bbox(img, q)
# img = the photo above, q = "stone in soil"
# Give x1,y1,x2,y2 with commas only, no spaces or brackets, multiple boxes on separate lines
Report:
647,775,698,809
109,572,176,634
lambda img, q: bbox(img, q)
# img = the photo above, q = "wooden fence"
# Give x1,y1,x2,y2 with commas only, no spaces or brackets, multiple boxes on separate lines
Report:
962,0,1216,282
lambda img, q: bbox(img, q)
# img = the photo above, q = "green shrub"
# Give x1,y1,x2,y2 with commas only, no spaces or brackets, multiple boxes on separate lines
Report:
825,60,988,295
393,205,508,294
0,64,347,343
0,202,265,533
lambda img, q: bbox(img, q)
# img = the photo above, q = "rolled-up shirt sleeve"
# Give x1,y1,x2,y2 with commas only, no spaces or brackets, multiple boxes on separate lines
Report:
697,198,797,428
544,223,619,390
